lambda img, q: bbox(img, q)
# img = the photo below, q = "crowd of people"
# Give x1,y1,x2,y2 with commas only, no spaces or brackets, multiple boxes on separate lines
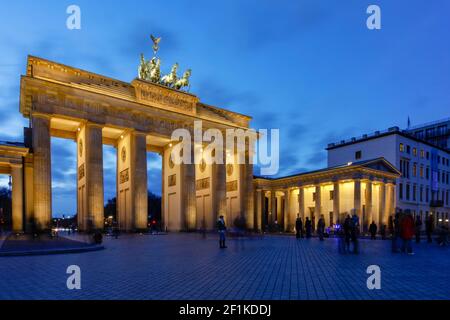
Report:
289,211,449,255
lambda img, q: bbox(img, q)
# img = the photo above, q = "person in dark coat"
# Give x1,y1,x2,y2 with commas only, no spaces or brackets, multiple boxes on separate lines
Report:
217,215,227,249
369,221,377,240
305,217,312,238
415,215,423,243
425,214,434,243
350,216,360,254
388,215,394,237
317,216,325,241
392,212,401,253
380,224,387,240
295,215,303,239
343,215,352,253
400,213,415,255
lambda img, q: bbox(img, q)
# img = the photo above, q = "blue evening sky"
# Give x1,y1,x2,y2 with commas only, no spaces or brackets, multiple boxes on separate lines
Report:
1,0,449,217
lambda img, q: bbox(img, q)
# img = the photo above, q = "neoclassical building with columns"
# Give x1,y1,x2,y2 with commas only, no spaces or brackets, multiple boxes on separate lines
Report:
0,56,400,234
253,158,400,232
1,56,255,232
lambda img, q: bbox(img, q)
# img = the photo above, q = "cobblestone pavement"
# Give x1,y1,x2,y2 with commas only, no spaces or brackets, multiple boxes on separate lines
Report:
0,233,449,300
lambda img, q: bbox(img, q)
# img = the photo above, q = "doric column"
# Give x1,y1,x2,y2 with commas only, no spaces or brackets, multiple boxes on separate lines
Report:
333,181,340,222
314,185,321,221
132,133,148,230
77,123,104,230
256,189,262,231
11,164,24,233
270,190,276,224
181,143,196,231
284,189,291,232
378,182,386,226
298,187,305,221
212,149,226,225
32,114,52,230
365,180,373,229
86,124,104,229
354,179,362,230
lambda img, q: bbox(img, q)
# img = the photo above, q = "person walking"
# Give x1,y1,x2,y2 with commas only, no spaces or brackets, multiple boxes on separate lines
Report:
415,215,423,244
343,215,352,253
317,215,325,241
369,221,377,240
295,215,303,239
217,215,227,249
350,216,360,254
305,217,312,238
425,214,434,243
400,212,415,255
392,212,401,253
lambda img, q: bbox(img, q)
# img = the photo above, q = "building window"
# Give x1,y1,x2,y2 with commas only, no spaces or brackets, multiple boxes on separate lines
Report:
329,190,334,201
426,152,430,160
413,148,417,156
426,187,429,202
413,185,417,201
406,145,411,154
399,183,403,200
413,163,417,177
406,184,410,201
420,165,424,178
420,185,423,202
355,151,362,160
426,167,430,180
399,143,404,152
420,149,425,158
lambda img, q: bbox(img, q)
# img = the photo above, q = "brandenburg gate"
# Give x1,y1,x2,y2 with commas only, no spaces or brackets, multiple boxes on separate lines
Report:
16,55,254,232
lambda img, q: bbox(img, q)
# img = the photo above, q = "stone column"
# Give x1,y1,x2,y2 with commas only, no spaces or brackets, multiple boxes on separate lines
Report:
181,143,196,231
132,133,148,230
270,190,276,224
333,181,340,223
298,187,305,221
212,149,227,224
314,185,321,222
284,189,291,232
365,180,373,230
256,189,262,231
11,164,24,232
242,161,254,229
85,124,104,230
32,114,52,230
378,182,386,226
354,179,362,230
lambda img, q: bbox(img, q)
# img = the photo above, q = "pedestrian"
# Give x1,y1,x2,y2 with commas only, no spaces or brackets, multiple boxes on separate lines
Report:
425,214,433,243
217,215,227,249
388,215,394,237
305,217,312,238
400,212,415,255
369,221,377,240
317,215,325,241
350,215,360,254
380,224,387,240
415,215,423,244
337,221,346,254
295,215,303,239
392,212,401,253
343,215,352,253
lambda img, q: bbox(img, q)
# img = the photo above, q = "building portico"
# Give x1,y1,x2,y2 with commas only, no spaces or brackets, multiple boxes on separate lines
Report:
254,158,400,233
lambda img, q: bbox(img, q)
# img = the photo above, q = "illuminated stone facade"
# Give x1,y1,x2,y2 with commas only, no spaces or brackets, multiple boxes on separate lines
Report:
9,56,254,232
253,158,400,232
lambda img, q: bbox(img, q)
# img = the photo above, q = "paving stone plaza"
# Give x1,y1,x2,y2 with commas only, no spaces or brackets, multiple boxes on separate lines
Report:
0,234,448,300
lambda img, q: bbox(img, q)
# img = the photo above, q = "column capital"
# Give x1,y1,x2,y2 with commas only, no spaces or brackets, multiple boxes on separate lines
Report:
10,163,23,169
31,112,51,120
